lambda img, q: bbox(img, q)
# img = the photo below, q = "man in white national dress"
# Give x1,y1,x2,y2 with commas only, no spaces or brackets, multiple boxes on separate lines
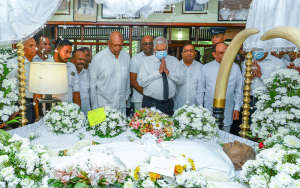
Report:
89,31,130,114
197,42,243,132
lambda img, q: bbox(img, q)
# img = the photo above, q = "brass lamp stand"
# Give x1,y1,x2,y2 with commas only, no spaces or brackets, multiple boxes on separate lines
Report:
16,41,28,126
239,52,253,138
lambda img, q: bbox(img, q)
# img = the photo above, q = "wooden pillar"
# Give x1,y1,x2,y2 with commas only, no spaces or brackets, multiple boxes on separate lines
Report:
74,39,77,50
195,27,199,44
55,26,58,40
176,47,180,60
168,27,172,45
96,39,99,54
129,26,133,57
81,25,84,42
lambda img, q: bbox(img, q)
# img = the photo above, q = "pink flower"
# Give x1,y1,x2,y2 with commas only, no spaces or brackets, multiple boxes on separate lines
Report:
132,121,140,130
157,138,163,144
151,129,163,137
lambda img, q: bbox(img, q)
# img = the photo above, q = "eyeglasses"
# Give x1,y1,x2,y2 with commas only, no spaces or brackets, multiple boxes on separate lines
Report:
183,49,195,53
142,42,154,46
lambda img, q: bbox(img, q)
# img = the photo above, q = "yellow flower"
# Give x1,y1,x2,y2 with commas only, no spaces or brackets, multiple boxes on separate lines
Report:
181,154,186,157
183,165,187,169
134,166,140,173
174,165,184,175
149,172,161,181
188,158,196,171
134,174,139,180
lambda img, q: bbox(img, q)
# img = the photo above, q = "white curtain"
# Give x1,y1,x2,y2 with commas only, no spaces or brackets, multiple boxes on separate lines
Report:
244,0,300,52
0,0,62,45
95,0,184,19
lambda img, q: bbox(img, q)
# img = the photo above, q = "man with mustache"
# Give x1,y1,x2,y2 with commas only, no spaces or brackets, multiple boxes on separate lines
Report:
79,47,91,70
174,43,202,110
46,39,81,107
33,34,52,62
71,49,90,116
6,38,38,124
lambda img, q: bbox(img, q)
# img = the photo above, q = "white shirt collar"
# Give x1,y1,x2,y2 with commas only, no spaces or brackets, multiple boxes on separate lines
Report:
107,47,122,59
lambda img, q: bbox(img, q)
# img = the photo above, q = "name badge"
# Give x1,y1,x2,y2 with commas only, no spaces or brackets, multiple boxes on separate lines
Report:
71,71,75,76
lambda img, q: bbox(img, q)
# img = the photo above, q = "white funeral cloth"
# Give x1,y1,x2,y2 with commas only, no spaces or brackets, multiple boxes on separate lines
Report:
58,141,235,181
9,120,256,187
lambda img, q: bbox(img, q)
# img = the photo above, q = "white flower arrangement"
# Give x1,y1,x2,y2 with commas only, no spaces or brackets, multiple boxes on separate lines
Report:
43,102,87,134
250,69,300,138
173,105,219,140
0,50,19,126
0,130,50,188
48,150,129,188
257,127,300,152
128,153,207,188
241,146,300,188
86,106,129,138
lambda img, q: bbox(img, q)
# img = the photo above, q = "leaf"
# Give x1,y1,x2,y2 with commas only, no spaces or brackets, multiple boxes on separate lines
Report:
47,179,56,184
269,91,277,99
71,177,81,182
297,88,300,97
74,182,89,188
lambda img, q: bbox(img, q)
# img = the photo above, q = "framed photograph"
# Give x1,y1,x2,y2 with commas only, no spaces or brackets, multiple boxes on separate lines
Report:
164,5,173,13
55,0,70,15
218,0,251,21
74,0,98,22
182,0,208,14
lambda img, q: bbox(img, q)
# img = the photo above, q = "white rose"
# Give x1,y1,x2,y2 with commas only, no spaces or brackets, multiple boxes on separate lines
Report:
283,135,300,148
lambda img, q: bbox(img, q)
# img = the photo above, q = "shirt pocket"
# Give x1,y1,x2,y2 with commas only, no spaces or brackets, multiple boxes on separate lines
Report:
68,74,75,87
121,66,129,79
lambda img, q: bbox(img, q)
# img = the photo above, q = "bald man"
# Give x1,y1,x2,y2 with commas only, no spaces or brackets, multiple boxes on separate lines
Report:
130,36,154,111
89,31,130,114
197,43,243,132
6,38,39,124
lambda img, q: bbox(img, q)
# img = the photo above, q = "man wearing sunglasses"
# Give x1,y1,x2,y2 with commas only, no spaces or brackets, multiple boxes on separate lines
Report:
130,36,154,111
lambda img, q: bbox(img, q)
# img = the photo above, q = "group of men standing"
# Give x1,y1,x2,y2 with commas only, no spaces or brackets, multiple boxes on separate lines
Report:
5,27,300,133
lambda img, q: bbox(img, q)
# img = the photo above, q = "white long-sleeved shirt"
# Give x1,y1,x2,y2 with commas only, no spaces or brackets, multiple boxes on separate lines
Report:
137,55,185,101
46,57,80,103
89,47,130,110
174,60,202,110
78,69,91,116
32,54,52,62
6,57,33,98
242,54,285,95
130,51,153,103
197,60,243,126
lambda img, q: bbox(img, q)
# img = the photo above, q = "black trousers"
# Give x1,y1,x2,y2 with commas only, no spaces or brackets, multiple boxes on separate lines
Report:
142,96,174,116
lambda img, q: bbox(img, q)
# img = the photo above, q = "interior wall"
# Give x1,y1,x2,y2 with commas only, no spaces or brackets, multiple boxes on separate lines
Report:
50,0,247,24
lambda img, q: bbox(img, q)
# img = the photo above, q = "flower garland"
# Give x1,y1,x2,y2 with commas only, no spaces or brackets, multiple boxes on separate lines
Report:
0,48,19,126
173,104,219,140
45,140,100,157
43,102,88,134
128,108,177,141
48,151,129,188
250,69,300,138
126,153,206,188
0,130,50,188
86,106,129,138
